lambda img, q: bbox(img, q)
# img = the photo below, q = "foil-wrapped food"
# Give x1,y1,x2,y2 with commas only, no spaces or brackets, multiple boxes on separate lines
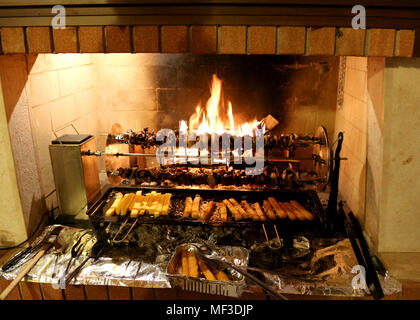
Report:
166,243,249,298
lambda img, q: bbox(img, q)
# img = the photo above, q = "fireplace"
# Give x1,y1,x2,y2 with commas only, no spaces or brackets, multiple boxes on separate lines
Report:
0,1,419,301
2,52,419,252
0,53,338,222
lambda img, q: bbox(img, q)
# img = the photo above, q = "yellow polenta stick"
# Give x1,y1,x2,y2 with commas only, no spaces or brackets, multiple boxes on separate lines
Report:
150,193,162,216
210,267,229,281
181,250,189,276
200,201,216,221
241,200,259,221
156,193,171,216
156,196,165,216
130,195,144,217
138,194,149,215
140,199,148,215
130,191,144,218
191,195,201,219
145,192,156,214
187,251,199,277
268,197,288,219
253,202,267,221
161,193,172,215
219,202,228,222
121,193,135,216
278,202,297,221
223,199,241,221
197,259,216,281
183,197,192,218
263,200,277,220
105,193,123,216
115,193,131,215
129,191,142,211
290,200,314,221
114,193,127,215
228,198,246,219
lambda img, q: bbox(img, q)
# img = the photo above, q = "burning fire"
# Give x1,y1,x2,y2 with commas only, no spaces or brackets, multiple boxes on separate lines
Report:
183,74,263,137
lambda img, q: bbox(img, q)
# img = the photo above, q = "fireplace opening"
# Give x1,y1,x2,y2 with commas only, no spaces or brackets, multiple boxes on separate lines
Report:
0,52,419,257
12,53,339,219
0,53,364,244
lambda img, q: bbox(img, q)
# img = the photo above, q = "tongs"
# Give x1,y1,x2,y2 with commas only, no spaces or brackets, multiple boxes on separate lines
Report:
63,231,90,275
192,243,288,300
59,231,90,288
61,240,105,288
2,226,63,272
112,217,139,244
0,226,63,300
1,246,35,272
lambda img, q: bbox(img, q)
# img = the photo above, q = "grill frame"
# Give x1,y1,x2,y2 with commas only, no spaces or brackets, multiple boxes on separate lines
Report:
87,185,329,235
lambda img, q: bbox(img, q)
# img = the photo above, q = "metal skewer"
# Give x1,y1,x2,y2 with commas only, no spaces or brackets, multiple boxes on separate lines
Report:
112,217,139,244
273,225,281,246
106,170,328,184
261,224,269,243
112,218,130,243
98,151,346,162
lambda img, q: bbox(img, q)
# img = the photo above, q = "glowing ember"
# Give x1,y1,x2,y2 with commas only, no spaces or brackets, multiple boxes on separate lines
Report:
186,74,263,136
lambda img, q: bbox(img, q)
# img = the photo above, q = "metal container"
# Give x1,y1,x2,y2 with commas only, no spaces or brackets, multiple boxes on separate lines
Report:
49,134,100,223
166,243,249,298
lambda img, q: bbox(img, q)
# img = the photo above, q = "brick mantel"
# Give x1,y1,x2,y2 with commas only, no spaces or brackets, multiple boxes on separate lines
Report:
0,1,418,56
0,26,416,57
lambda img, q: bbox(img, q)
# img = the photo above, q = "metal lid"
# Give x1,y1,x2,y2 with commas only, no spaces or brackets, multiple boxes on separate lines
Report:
51,134,92,145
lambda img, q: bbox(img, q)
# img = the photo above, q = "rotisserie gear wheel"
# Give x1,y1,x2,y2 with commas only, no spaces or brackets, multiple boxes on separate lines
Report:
312,126,332,191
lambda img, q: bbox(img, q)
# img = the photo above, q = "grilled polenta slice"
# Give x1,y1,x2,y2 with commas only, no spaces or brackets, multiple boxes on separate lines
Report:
130,191,144,218
105,193,123,216
120,193,135,216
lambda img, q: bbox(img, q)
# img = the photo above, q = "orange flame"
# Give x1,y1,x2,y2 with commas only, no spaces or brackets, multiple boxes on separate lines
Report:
187,74,262,136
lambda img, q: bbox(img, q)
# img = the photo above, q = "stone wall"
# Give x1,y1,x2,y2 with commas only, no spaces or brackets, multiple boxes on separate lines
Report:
334,57,368,227
0,53,100,244
379,57,420,252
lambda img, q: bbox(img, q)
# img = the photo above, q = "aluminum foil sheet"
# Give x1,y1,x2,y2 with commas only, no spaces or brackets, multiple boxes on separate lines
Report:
0,225,171,288
0,224,401,298
247,237,401,297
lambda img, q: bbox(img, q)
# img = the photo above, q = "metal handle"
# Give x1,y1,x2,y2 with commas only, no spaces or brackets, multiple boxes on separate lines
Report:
227,262,288,300
1,246,33,272
0,243,52,300
52,123,80,144
193,248,288,300
348,212,384,299
63,246,104,288
63,256,91,288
